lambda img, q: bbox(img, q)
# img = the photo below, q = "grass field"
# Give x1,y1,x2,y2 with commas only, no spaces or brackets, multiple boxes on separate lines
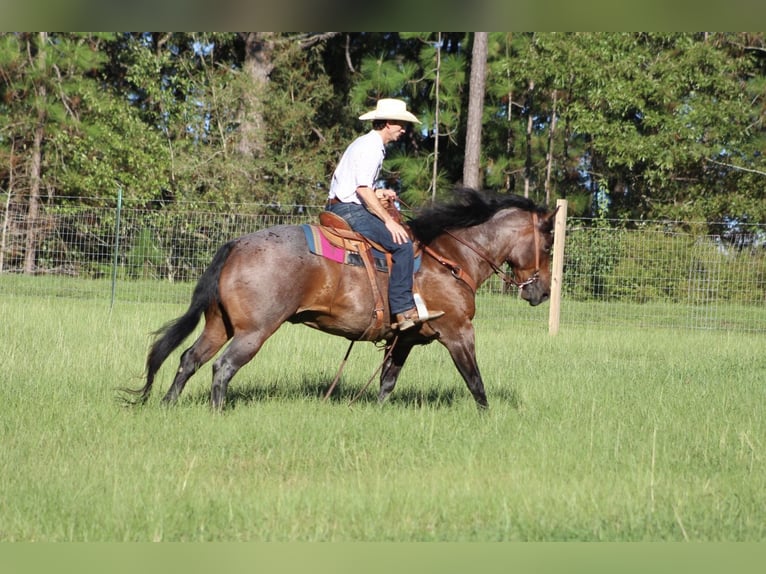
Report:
0,292,764,541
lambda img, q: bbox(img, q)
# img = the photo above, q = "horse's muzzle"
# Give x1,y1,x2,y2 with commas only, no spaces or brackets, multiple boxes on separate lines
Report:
521,282,549,306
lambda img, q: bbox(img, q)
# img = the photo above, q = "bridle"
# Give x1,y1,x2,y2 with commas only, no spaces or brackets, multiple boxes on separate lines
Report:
423,211,541,293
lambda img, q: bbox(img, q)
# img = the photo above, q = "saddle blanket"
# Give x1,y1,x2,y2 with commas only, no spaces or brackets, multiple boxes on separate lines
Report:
301,224,421,273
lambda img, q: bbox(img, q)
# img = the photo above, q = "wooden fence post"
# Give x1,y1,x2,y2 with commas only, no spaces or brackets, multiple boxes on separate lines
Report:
548,199,568,335
110,186,123,311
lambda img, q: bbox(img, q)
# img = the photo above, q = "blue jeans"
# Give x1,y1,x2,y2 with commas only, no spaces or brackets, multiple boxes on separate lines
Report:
327,202,415,315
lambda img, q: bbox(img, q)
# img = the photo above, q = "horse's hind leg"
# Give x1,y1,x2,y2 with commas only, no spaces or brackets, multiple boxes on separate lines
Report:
210,330,273,411
162,313,229,405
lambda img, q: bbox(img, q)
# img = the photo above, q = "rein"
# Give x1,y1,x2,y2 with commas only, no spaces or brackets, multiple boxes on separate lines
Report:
322,335,400,407
426,211,541,293
322,203,542,406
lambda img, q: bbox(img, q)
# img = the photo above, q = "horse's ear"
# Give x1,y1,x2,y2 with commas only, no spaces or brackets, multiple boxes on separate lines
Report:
539,206,559,233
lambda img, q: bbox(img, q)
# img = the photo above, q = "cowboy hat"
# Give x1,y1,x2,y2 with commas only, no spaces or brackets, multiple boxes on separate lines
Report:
359,98,421,124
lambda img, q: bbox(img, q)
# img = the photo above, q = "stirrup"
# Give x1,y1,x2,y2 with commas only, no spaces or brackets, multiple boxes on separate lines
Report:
393,308,444,331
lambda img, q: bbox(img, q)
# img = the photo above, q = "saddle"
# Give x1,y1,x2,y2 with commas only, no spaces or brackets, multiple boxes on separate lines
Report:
318,212,392,259
317,211,392,333
316,201,422,262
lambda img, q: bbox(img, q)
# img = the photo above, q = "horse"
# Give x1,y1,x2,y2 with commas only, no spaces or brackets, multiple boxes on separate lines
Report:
125,188,557,410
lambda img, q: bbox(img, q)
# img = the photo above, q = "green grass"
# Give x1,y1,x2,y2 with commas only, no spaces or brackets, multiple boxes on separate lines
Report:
0,293,764,541
4,273,766,334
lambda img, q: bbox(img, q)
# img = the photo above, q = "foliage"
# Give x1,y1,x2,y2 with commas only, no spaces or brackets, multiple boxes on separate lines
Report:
254,38,344,206
3,32,766,274
51,80,170,203
0,33,169,205
560,33,759,221
564,218,766,306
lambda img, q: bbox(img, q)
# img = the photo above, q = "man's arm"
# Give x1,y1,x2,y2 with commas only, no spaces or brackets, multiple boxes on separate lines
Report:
356,186,409,244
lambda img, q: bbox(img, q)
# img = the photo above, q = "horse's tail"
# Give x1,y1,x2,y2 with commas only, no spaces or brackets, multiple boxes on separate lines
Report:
121,240,236,405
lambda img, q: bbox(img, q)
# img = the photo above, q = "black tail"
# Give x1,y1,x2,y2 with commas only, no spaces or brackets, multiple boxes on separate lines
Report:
121,240,236,405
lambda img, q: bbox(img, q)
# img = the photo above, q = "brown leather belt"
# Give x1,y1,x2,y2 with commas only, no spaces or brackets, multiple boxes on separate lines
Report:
327,197,342,205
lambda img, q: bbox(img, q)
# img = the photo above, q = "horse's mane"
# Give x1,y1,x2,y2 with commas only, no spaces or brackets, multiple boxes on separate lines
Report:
407,187,546,244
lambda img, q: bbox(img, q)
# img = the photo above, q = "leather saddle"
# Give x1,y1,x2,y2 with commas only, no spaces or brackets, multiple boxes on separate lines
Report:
317,211,391,333
318,211,392,258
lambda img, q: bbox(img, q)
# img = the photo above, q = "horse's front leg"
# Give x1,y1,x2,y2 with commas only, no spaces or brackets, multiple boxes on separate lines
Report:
378,340,414,403
440,324,489,409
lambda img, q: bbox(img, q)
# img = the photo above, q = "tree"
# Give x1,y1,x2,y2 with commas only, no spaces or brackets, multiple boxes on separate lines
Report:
24,32,46,274
487,32,766,221
254,35,347,206
463,32,487,189
0,32,118,272
235,32,275,159
561,33,763,221
354,32,469,206
4,31,766,230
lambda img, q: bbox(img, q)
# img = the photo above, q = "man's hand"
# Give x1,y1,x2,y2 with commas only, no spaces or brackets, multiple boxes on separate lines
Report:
374,188,397,201
357,186,409,244
384,219,409,244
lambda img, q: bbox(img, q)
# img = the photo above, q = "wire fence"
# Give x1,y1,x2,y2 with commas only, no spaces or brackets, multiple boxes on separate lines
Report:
2,195,765,333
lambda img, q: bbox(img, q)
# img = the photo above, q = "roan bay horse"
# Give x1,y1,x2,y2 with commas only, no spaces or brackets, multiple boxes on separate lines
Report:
126,188,557,410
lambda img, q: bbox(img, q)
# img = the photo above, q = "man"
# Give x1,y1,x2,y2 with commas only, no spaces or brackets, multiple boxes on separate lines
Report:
326,98,443,331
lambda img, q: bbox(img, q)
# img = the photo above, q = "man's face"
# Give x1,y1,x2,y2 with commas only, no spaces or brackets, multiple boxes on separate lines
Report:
385,120,409,142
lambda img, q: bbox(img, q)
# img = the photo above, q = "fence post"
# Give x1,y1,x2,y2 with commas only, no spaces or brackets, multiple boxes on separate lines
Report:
110,186,123,310
548,199,568,335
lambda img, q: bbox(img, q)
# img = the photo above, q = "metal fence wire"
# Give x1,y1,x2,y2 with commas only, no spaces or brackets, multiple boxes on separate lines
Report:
2,196,765,333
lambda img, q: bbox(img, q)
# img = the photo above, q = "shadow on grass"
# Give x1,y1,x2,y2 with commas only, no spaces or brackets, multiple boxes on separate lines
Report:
179,374,524,411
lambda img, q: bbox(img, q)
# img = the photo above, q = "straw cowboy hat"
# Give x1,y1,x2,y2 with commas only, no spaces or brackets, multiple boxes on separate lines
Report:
359,98,421,124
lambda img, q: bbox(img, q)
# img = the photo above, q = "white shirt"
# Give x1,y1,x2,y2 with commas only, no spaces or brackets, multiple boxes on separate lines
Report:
329,130,385,204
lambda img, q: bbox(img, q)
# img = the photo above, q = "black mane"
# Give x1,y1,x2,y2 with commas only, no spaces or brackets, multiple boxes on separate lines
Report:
408,187,546,244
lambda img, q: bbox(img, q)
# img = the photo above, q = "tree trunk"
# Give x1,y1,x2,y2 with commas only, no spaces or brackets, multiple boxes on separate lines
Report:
431,32,442,205
235,32,275,159
504,89,514,191
24,32,47,275
463,32,488,190
0,141,14,273
544,89,558,205
524,80,534,199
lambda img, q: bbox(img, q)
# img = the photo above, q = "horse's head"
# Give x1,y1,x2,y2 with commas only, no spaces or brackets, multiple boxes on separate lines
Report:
410,189,560,307
507,207,558,306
